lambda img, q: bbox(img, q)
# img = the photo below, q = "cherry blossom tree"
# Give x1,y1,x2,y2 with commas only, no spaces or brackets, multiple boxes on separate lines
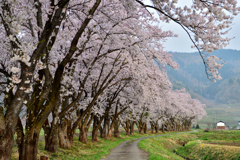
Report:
0,0,238,160
0,0,101,159
162,89,207,131
137,0,240,81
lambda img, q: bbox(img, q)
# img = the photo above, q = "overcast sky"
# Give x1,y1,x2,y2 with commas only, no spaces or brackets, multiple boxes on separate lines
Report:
144,0,240,52
162,14,240,52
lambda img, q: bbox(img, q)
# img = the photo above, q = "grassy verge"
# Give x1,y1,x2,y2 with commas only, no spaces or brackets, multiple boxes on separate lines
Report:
139,132,197,160
11,131,165,160
139,130,240,160
177,130,240,160
177,140,240,160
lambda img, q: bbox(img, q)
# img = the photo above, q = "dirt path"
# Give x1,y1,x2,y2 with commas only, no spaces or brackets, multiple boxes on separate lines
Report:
102,133,173,160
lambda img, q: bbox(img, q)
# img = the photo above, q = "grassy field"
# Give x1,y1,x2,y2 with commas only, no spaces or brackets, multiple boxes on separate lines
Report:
197,102,240,128
11,131,166,160
139,130,240,160
139,132,197,160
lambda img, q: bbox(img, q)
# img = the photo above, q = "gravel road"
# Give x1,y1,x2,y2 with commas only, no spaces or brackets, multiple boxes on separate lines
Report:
102,133,173,160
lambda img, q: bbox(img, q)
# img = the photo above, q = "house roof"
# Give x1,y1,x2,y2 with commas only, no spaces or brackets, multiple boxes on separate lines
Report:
216,120,226,124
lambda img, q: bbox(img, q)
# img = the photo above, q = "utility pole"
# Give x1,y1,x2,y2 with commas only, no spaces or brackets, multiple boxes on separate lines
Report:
215,111,217,122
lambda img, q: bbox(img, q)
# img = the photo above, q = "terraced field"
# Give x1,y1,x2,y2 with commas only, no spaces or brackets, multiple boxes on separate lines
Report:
197,102,240,128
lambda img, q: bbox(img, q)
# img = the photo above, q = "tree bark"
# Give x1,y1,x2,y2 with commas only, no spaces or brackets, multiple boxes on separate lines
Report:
155,124,159,133
21,129,41,160
16,118,25,160
100,115,109,139
58,118,70,149
0,94,24,160
43,105,59,153
79,127,88,143
143,123,147,134
125,120,130,136
92,115,99,142
130,121,135,135
78,112,93,143
162,124,165,133
92,107,111,142
136,121,144,134
0,133,15,160
92,129,98,142
150,122,154,134
114,119,120,138
43,119,58,153
68,134,74,147
107,125,113,138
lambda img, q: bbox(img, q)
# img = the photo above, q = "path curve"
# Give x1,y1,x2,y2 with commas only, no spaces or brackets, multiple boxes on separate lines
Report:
102,133,173,160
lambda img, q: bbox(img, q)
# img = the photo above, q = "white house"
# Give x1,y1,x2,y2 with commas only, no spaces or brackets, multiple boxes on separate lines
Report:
216,120,228,130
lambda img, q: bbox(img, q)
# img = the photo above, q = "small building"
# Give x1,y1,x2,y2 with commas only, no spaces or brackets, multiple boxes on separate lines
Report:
237,121,240,130
216,120,229,130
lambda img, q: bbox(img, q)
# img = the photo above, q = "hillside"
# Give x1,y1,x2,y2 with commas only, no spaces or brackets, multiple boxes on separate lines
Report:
165,49,240,127
166,49,240,104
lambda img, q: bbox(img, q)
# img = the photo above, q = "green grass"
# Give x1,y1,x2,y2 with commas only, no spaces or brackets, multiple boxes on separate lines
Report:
138,132,197,160
11,131,165,160
193,130,240,142
177,140,240,160
139,130,240,160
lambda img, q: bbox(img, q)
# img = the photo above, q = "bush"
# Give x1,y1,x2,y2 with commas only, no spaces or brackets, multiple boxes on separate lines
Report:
196,124,200,129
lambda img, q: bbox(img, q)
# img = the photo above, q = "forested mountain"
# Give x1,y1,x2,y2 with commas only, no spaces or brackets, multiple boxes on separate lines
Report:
166,49,240,104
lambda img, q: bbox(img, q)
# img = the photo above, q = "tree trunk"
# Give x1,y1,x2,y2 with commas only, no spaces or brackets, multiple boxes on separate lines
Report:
58,118,70,149
43,118,58,153
58,118,74,148
143,123,147,134
101,126,107,138
78,113,94,143
162,124,165,133
92,109,111,141
155,124,159,133
137,121,144,134
150,123,154,134
92,129,98,142
130,121,134,135
92,116,99,142
0,100,21,160
45,129,58,153
68,134,74,147
0,137,14,160
114,119,119,138
79,127,88,143
16,118,24,160
100,116,109,139
44,105,59,153
21,129,41,160
108,126,113,138
125,121,130,136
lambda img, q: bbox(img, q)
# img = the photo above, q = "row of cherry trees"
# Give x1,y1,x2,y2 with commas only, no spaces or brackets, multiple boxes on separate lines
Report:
0,0,239,160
